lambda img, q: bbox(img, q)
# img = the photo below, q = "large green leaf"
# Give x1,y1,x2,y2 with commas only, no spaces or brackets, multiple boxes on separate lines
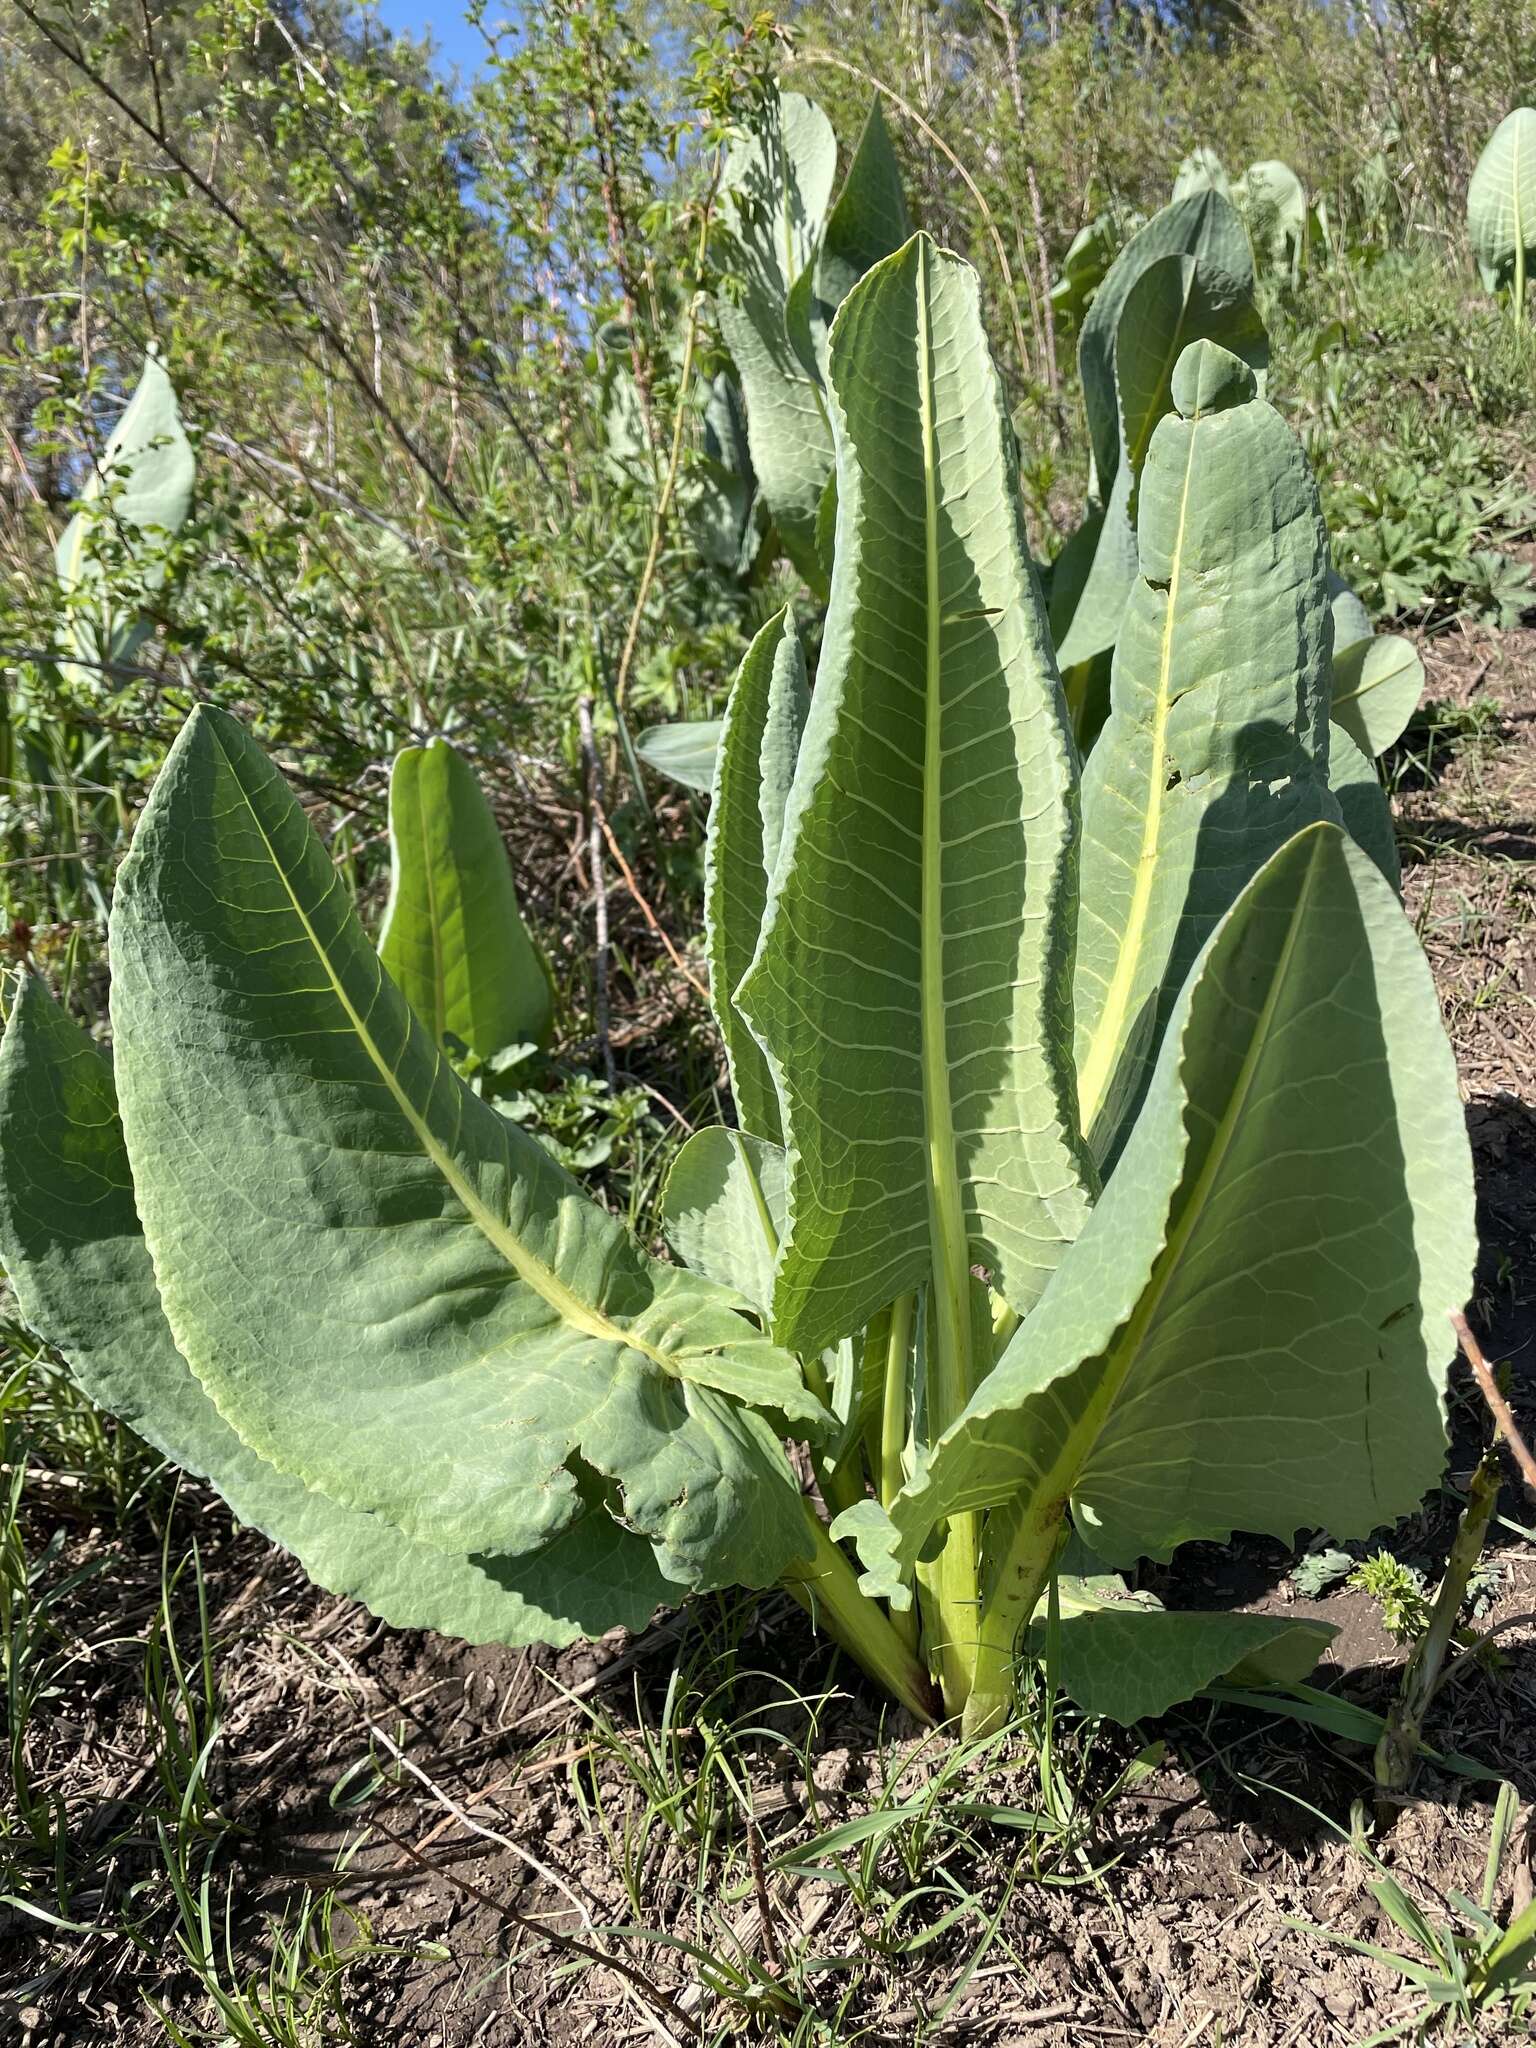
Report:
54,352,194,678
1048,214,1117,336
663,1126,785,1316
788,99,910,387
716,91,837,591
704,608,808,1141
1073,340,1337,1166
1328,722,1400,889
837,823,1476,1603
108,706,820,1592
1076,191,1253,506
0,978,672,1644
1033,1573,1334,1725
1331,633,1424,758
1235,160,1307,282
1467,107,1536,296
738,235,1093,1357
378,740,551,1060
1054,196,1264,706
1172,147,1230,204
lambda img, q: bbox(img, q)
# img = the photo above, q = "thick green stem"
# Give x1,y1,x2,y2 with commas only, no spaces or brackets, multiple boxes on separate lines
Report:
1374,1452,1501,1795
917,1273,981,1716
1517,236,1527,333
878,1292,920,1653
800,1350,864,1519
783,1502,939,1724
962,1497,1066,1739
879,1292,915,1511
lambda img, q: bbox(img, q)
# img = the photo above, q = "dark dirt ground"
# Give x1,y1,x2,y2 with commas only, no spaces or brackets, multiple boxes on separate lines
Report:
3,620,1534,2048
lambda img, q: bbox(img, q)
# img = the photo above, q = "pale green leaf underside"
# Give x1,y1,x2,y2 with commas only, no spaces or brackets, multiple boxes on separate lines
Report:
0,979,671,1645
718,91,837,588
1467,107,1536,294
55,353,194,675
663,1126,785,1317
635,718,723,792
1328,573,1373,654
841,824,1475,1589
1235,160,1307,276
378,740,551,1060
704,608,807,1141
739,235,1092,1356
1073,340,1337,1166
788,99,911,388
1172,148,1230,204
109,707,818,1592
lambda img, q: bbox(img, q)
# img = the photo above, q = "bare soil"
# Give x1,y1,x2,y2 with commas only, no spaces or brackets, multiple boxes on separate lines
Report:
4,623,1534,2048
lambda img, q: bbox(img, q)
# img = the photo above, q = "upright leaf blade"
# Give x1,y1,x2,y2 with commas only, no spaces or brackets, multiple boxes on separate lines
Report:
739,236,1093,1356
841,824,1475,1597
1055,222,1267,685
1467,107,1536,295
704,608,808,1140
1328,722,1400,888
378,739,552,1059
1073,340,1337,1164
1172,148,1230,203
716,91,837,590
1077,191,1254,506
55,352,194,677
109,707,818,1591
788,99,910,386
0,978,672,1645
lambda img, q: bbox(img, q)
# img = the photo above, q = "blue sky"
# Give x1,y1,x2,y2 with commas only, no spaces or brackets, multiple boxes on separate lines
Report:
365,0,492,82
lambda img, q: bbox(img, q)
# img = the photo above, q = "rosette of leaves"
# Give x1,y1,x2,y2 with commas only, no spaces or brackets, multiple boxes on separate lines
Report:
0,237,1475,1743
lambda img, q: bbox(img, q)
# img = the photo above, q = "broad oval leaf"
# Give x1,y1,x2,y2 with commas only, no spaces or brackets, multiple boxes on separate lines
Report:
1031,1591,1333,1726
837,823,1476,1599
108,706,820,1591
1235,159,1307,281
378,739,552,1060
704,608,808,1140
1331,632,1424,758
1467,107,1536,296
0,978,673,1645
738,234,1094,1356
1073,339,1337,1166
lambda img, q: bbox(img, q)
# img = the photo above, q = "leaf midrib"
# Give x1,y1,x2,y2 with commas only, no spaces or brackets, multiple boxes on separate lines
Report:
1076,403,1202,1132
914,240,971,1368
1002,827,1326,1528
214,722,667,1369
